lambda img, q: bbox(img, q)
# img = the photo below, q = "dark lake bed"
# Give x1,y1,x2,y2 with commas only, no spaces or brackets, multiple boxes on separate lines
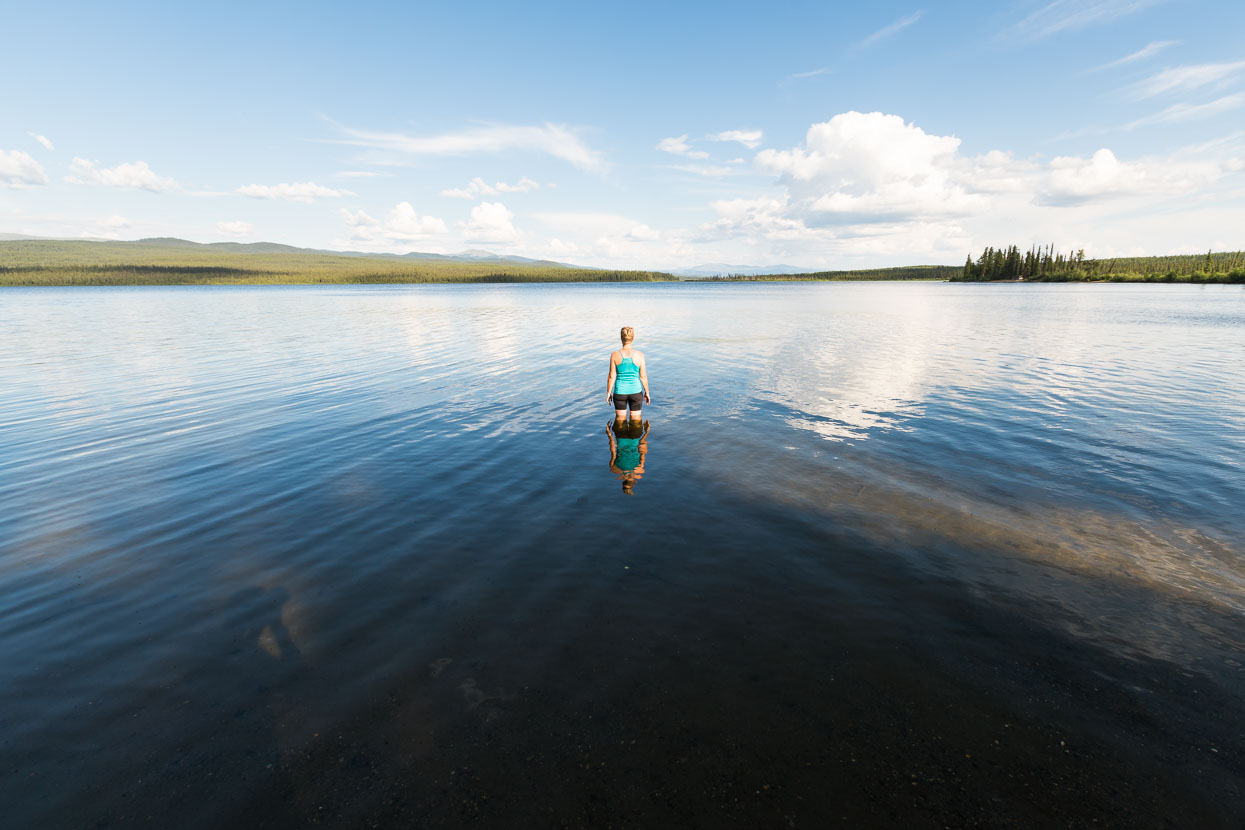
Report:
2,282,1243,828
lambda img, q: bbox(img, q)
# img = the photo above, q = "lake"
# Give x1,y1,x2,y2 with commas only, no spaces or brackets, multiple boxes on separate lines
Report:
2,282,1243,828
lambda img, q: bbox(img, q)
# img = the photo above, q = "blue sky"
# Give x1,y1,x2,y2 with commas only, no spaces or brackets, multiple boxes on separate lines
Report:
2,0,1243,268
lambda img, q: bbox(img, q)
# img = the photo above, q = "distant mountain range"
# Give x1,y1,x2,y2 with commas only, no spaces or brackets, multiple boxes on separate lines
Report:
0,233,589,271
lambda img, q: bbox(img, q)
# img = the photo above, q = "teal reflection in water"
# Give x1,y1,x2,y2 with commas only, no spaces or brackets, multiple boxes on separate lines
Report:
607,419,650,495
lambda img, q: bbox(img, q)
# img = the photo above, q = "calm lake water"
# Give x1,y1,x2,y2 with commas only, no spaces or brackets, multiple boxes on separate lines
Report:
2,282,1243,828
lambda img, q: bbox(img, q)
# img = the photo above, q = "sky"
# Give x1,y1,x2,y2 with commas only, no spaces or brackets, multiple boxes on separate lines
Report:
2,0,1244,269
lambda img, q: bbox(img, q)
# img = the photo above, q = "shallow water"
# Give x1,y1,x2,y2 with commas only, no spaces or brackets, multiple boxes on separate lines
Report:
2,282,1243,827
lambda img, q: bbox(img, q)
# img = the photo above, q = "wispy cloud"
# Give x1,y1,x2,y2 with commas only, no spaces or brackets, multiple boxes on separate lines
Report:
1125,92,1245,128
28,132,54,151
335,170,386,178
0,148,49,188
66,158,176,192
237,181,351,203
336,122,606,173
1088,40,1176,72
656,134,709,159
785,67,832,82
857,11,922,49
1128,61,1245,99
1008,0,1166,40
709,129,764,149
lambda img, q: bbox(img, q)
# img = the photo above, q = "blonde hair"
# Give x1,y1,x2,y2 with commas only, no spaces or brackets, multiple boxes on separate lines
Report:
620,326,635,345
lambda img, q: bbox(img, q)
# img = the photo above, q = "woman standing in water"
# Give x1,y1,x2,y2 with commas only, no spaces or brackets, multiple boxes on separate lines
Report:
606,325,649,422
605,326,650,494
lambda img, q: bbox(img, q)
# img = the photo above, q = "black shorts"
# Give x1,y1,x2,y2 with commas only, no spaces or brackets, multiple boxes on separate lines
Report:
612,391,643,411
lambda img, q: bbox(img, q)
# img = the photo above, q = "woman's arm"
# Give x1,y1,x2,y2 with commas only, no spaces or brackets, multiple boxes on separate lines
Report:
605,352,617,401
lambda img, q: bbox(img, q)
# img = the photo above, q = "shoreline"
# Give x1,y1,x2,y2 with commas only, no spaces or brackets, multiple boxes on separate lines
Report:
5,240,1242,286
5,276,1244,287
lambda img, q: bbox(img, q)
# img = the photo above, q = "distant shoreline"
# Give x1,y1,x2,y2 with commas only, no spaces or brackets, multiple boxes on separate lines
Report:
2,238,1242,286
8,276,1242,287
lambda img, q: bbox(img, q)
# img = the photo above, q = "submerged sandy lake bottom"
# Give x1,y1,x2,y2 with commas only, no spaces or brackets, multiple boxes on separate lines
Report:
2,282,1243,827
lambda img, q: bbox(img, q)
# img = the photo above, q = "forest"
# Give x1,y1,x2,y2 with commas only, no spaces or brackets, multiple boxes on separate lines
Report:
955,245,1245,283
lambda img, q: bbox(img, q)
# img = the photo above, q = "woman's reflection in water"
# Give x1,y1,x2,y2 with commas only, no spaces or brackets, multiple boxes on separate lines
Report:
607,419,649,495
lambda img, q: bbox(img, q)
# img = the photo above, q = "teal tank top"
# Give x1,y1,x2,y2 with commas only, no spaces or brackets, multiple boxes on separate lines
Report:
614,355,642,395
615,436,641,471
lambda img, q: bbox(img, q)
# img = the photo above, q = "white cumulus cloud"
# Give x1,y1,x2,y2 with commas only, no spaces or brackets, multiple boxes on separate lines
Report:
496,176,540,193
1036,147,1227,205
756,111,985,222
656,135,709,159
441,176,540,199
625,224,662,241
67,158,177,192
0,149,49,187
461,201,519,244
546,238,580,257
237,182,350,203
28,133,55,151
216,221,254,237
340,202,448,248
700,195,805,240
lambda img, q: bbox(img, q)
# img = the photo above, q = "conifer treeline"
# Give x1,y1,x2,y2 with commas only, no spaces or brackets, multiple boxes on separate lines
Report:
955,245,1245,283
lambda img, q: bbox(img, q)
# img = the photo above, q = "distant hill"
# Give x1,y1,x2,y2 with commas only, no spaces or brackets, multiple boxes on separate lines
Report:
135,237,314,255
126,237,587,269
0,234,585,270
0,237,675,286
